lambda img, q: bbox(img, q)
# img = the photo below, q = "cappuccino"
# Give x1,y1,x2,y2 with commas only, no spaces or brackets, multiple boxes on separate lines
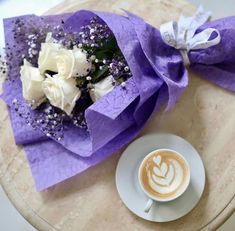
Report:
139,149,190,201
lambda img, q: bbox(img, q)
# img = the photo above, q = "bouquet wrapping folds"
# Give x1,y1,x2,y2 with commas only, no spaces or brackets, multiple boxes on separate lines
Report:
2,8,235,190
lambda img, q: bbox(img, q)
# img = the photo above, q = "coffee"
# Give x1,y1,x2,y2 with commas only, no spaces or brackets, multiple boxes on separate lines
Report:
139,149,190,200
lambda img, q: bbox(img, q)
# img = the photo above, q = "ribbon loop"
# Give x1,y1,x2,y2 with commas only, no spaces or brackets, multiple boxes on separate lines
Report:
160,6,221,65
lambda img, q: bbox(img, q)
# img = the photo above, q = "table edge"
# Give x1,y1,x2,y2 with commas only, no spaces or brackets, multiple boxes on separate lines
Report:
1,155,234,231
1,0,234,230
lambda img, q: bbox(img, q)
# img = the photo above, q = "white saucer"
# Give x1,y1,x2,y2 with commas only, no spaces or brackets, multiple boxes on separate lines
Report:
115,133,205,222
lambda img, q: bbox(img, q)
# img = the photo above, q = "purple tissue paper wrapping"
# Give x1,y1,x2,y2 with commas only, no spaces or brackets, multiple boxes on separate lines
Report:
2,10,235,191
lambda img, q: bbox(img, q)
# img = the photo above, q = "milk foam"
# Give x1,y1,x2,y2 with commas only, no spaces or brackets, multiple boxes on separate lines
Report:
146,154,184,195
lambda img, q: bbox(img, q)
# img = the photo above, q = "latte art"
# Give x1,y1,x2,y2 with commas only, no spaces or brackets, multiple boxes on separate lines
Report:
139,150,190,200
147,155,183,194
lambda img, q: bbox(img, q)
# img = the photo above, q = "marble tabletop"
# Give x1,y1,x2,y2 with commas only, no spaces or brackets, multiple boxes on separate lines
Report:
0,0,235,230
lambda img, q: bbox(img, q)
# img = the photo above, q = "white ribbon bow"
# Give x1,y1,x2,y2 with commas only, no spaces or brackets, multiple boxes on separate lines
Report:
160,6,221,65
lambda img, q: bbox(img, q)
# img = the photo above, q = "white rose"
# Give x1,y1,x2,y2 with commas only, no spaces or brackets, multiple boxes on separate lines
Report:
89,75,114,102
42,74,81,115
38,42,62,74
56,48,91,79
20,59,45,107
45,32,57,43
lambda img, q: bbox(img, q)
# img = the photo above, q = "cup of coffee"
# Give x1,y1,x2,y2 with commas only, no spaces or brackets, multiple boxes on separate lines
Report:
138,148,190,212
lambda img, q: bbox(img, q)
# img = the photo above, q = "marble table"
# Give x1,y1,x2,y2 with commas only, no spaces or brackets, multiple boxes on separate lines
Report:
0,0,234,230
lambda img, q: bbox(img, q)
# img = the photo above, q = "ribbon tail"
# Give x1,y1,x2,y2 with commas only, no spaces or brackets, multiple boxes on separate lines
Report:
186,5,211,40
188,28,221,50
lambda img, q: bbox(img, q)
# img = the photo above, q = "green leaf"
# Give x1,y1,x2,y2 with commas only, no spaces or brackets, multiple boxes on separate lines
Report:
102,37,118,52
91,65,109,83
94,49,113,60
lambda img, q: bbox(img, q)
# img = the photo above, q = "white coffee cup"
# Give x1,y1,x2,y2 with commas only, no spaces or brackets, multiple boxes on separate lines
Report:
138,148,191,213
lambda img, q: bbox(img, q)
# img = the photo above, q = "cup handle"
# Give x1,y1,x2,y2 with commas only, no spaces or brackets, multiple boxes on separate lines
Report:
144,199,153,213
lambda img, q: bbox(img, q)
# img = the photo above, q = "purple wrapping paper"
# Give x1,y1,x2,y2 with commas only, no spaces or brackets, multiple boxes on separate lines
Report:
2,10,235,190
190,16,235,91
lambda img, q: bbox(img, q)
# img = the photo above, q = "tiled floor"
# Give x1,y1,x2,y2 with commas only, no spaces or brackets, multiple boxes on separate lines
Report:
0,0,234,230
